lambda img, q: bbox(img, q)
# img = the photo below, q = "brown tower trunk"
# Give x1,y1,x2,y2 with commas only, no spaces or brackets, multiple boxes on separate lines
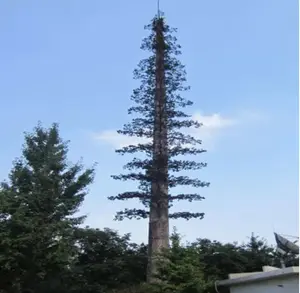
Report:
147,17,169,283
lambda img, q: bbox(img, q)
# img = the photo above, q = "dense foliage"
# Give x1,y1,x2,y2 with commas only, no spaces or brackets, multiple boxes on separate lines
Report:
0,11,298,293
109,15,209,221
0,123,95,293
0,123,298,293
109,14,211,282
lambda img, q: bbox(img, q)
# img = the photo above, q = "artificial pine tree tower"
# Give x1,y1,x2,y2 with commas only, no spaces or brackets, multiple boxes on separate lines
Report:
109,11,209,282
147,15,169,281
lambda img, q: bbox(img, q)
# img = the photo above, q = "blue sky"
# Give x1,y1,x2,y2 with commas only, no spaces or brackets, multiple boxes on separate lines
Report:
0,0,298,245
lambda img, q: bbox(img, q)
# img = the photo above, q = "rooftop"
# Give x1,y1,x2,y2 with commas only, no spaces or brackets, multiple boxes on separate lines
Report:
217,266,299,287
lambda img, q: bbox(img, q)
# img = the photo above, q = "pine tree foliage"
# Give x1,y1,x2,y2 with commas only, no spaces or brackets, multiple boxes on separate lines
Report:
150,229,209,293
109,15,209,221
0,123,95,292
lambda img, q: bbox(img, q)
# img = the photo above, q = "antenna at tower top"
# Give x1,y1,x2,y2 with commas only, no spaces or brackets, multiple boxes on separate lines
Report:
157,0,160,18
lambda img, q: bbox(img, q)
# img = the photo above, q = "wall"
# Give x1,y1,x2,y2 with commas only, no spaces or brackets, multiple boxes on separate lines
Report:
230,275,299,293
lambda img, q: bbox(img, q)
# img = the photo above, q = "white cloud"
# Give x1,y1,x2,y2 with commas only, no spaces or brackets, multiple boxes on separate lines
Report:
92,111,238,150
189,112,237,149
192,113,237,129
94,131,149,148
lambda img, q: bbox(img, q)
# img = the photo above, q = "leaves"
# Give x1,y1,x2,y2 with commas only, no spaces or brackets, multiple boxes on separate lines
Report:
0,123,95,293
109,15,209,221
70,228,148,292
0,127,298,293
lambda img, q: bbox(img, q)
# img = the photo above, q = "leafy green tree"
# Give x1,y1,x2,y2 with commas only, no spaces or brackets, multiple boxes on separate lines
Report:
241,233,299,270
190,233,298,292
70,227,147,293
152,229,209,293
108,13,209,281
0,123,95,293
240,233,275,271
190,238,246,283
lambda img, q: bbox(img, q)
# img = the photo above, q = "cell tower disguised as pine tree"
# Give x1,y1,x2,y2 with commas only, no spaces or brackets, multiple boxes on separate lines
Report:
109,11,209,282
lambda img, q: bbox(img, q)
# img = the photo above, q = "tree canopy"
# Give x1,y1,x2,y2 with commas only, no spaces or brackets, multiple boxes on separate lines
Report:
0,12,298,293
108,13,210,282
0,123,95,293
109,15,209,222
